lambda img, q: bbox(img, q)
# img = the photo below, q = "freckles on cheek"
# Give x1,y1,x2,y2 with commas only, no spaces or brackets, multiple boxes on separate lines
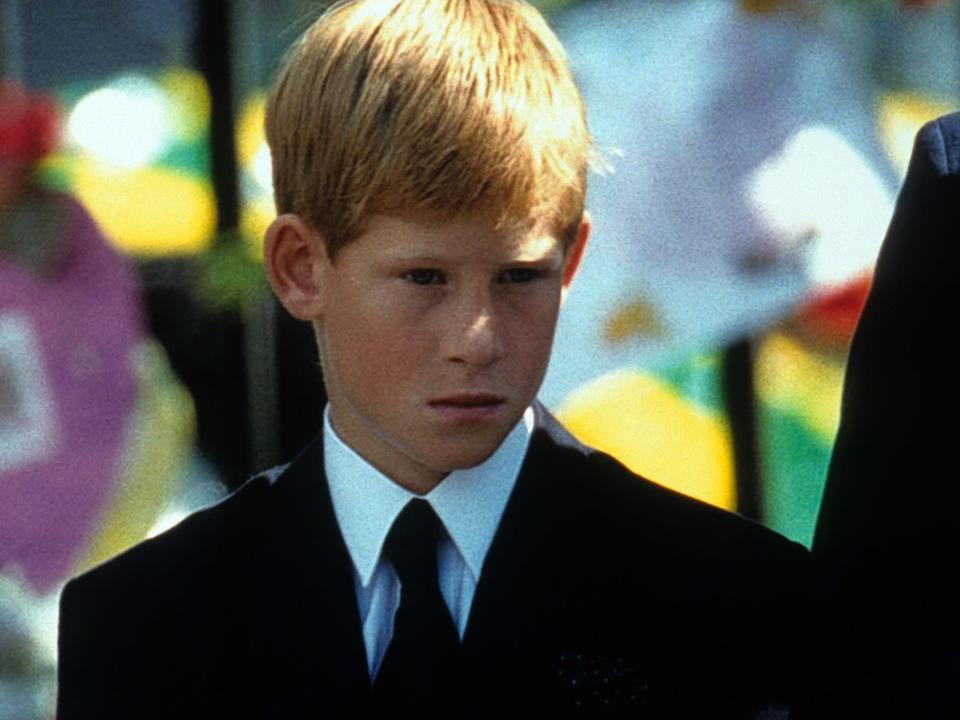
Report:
512,304,561,343
359,320,430,380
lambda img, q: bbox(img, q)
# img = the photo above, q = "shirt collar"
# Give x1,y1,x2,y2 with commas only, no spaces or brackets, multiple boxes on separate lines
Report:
324,406,533,588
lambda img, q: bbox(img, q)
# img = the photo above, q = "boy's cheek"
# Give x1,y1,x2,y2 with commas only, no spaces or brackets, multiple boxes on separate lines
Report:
326,319,428,380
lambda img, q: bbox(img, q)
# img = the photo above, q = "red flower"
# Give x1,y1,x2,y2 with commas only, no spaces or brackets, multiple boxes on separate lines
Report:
0,80,60,164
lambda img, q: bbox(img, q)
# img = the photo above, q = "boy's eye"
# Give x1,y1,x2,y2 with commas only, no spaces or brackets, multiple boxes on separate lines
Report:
499,268,538,283
404,269,445,285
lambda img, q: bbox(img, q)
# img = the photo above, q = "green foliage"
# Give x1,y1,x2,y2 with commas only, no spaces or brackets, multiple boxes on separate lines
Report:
195,232,266,313
657,352,727,416
759,406,832,548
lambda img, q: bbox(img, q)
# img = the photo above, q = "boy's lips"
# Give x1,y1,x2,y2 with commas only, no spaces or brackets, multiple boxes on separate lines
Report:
429,392,506,406
427,393,507,421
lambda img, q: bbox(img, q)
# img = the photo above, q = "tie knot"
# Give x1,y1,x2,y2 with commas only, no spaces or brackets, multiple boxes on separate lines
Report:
382,499,445,585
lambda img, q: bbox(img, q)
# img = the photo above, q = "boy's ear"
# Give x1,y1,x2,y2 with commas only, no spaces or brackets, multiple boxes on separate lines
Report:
561,211,591,301
264,213,329,321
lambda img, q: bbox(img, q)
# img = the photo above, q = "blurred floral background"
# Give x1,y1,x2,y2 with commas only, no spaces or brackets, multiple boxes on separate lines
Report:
1,1,957,716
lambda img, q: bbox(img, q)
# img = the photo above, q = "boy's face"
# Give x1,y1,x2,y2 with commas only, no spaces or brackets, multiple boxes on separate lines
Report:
309,211,587,493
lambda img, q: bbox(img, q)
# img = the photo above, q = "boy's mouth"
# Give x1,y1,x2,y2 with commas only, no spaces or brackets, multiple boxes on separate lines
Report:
429,393,505,408
428,394,506,420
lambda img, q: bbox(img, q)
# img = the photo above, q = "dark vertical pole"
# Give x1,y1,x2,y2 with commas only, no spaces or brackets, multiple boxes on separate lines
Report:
196,0,279,474
196,0,240,233
723,338,763,522
243,287,281,472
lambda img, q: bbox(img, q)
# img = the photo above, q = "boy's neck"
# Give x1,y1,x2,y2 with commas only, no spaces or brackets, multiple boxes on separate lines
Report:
325,408,450,495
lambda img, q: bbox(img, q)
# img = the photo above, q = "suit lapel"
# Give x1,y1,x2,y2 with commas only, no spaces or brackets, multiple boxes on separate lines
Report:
460,407,678,714
461,406,593,706
236,436,372,713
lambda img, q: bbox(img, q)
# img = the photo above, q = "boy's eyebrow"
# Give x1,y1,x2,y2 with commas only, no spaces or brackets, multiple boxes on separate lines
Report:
379,247,564,266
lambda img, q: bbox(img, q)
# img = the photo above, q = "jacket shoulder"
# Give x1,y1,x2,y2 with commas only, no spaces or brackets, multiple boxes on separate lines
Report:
62,468,280,603
531,407,809,572
535,406,805,555
57,469,290,719
910,111,960,179
585,447,807,562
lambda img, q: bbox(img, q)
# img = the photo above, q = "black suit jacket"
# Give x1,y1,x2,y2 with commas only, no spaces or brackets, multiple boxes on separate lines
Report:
812,112,960,718
58,406,812,718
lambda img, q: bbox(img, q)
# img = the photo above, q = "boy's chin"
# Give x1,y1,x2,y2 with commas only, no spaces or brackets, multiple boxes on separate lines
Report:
427,436,508,474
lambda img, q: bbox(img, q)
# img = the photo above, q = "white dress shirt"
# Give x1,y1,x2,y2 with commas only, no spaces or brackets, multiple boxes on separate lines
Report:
323,406,534,678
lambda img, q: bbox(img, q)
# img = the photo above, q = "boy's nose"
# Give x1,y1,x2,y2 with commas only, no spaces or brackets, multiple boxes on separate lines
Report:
444,300,506,368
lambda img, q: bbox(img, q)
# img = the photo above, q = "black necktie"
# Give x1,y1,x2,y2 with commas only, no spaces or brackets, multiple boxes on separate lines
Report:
372,499,462,707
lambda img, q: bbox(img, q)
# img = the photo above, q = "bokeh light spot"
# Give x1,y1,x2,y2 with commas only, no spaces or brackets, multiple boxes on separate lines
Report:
67,74,174,169
558,370,735,510
73,159,215,255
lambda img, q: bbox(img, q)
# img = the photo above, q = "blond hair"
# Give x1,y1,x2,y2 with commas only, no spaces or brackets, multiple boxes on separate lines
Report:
265,0,590,258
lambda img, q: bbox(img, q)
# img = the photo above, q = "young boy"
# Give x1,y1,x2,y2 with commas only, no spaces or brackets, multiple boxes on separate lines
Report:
57,1,812,717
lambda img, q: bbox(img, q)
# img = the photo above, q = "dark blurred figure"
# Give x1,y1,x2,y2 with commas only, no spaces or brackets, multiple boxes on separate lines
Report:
813,112,960,717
